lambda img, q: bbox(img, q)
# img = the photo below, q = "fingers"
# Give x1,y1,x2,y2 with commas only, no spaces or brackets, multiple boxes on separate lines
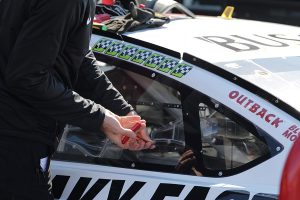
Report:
181,150,194,159
120,121,146,143
119,115,141,128
103,110,155,150
128,138,145,151
121,128,137,139
192,167,203,176
144,141,156,149
123,135,155,151
178,150,195,165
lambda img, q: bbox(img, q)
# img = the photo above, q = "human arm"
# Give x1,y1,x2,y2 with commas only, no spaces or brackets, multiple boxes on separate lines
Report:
2,0,106,132
74,52,155,149
74,50,133,116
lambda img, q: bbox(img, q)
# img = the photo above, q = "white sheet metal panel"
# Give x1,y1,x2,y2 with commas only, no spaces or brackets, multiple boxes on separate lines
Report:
123,17,300,112
90,33,300,149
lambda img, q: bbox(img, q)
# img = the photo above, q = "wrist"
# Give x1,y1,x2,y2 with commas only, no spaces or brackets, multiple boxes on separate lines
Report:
127,110,137,116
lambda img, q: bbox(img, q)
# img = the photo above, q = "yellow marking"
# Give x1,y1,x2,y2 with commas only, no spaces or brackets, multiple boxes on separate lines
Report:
221,6,235,19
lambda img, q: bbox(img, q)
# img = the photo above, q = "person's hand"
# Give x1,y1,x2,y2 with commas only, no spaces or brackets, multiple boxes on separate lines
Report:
101,109,155,150
125,111,155,150
175,149,203,176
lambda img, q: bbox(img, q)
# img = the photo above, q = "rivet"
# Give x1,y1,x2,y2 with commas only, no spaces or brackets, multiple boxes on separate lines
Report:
276,147,281,151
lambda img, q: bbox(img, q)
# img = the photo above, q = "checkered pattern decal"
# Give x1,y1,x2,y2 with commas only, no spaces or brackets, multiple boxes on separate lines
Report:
118,46,139,60
105,42,125,56
171,64,193,78
92,37,193,78
131,50,152,64
93,39,113,53
157,58,179,73
144,54,165,68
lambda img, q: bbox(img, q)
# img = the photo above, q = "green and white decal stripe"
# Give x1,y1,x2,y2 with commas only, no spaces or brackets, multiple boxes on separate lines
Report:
92,37,192,78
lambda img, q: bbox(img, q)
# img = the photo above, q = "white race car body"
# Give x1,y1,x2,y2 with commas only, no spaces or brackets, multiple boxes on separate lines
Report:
51,16,300,200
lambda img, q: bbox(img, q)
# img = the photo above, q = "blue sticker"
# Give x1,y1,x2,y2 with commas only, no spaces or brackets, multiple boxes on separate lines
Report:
171,64,193,78
131,50,152,64
157,58,179,73
118,46,139,60
144,54,165,68
92,39,193,78
92,39,113,53
105,42,125,56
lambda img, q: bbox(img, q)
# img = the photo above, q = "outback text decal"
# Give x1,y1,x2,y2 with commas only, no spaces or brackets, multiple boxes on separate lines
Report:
229,91,283,128
92,37,192,78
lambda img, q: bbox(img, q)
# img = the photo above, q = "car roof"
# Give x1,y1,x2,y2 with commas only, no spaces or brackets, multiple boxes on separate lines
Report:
124,16,300,113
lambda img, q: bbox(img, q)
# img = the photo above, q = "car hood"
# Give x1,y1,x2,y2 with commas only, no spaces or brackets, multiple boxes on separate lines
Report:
124,16,300,113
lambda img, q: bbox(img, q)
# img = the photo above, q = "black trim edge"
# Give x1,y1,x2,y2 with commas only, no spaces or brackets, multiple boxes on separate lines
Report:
121,35,181,59
92,30,181,59
92,29,123,40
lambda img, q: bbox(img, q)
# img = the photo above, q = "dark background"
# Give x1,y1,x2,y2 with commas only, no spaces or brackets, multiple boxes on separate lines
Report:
177,0,300,26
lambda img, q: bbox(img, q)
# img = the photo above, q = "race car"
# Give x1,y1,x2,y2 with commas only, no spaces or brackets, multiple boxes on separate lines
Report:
50,3,300,200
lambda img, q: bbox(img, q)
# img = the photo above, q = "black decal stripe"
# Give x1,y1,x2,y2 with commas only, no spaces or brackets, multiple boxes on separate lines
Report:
119,181,146,200
150,183,185,200
81,179,110,200
107,180,126,200
122,35,181,59
52,175,70,199
67,177,92,200
184,186,210,200
252,193,278,200
92,29,123,40
216,190,250,200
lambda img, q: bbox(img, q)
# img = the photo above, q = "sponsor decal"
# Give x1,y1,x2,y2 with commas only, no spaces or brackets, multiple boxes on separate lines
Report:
171,64,193,78
144,54,166,69
282,125,300,142
92,37,192,78
228,91,283,128
157,58,179,73
216,190,250,200
118,45,139,60
105,42,125,56
131,49,152,64
93,39,113,53
52,175,69,199
252,193,278,200
52,175,209,200
195,34,300,52
53,175,276,200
